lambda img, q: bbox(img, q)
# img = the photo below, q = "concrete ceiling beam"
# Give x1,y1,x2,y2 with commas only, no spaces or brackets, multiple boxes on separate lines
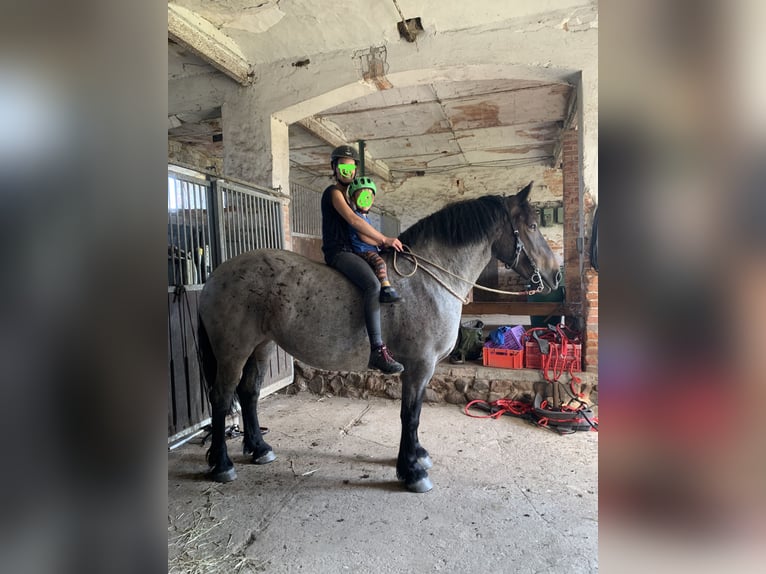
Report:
168,73,233,116
168,3,253,86
297,116,392,182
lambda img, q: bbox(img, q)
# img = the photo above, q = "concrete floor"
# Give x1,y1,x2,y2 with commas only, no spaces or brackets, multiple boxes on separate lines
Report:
168,392,598,574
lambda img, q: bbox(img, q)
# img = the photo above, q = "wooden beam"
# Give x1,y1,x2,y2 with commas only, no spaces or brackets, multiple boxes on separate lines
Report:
552,83,578,167
168,3,252,86
462,301,567,316
297,116,392,182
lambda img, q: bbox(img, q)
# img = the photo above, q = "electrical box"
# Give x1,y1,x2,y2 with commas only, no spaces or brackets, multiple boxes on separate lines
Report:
541,207,555,227
555,207,564,223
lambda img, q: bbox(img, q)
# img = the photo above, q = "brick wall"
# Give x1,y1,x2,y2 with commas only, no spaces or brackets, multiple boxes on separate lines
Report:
562,129,583,306
583,269,598,372
561,128,598,372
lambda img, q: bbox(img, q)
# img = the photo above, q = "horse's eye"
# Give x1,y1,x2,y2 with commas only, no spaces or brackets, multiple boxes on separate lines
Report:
530,223,538,231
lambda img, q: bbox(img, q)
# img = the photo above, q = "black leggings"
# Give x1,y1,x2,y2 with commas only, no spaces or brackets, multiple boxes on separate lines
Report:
330,251,382,348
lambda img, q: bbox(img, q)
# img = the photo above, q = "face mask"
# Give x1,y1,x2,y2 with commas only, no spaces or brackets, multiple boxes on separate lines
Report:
337,163,356,179
355,189,374,210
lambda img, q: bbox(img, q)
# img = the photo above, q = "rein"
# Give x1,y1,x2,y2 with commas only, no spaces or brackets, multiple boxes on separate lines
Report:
392,244,546,305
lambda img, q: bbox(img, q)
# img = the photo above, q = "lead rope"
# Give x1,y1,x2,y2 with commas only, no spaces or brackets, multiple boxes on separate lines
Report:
392,244,545,304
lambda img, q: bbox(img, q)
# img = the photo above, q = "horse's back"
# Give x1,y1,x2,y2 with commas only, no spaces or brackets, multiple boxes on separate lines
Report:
200,249,357,322
199,249,371,370
199,248,464,371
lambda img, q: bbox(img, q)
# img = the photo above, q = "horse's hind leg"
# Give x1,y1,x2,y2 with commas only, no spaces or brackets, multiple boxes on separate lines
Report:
397,361,437,493
237,341,276,465
207,363,242,483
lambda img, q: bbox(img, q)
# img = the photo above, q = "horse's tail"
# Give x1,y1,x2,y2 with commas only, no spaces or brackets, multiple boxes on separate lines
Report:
197,314,217,393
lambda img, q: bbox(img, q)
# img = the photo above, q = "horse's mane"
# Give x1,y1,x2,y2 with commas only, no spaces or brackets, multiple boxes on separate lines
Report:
399,195,521,247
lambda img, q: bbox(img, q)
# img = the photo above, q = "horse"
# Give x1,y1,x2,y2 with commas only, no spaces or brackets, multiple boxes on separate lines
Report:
197,181,561,493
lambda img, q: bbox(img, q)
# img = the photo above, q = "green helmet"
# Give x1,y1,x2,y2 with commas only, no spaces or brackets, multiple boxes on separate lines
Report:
347,177,377,210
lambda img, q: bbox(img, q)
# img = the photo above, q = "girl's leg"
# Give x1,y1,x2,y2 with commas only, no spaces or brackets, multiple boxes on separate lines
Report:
331,252,403,373
360,251,390,285
361,251,401,303
331,251,383,346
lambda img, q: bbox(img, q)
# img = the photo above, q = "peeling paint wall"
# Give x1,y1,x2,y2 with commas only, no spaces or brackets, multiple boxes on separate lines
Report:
168,139,223,174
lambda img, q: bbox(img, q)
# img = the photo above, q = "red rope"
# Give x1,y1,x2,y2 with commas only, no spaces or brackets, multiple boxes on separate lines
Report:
464,399,535,419
466,327,595,432
526,327,586,399
465,398,598,432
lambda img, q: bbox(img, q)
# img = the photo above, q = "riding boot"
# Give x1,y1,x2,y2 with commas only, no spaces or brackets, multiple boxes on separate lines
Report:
379,286,402,303
368,344,404,373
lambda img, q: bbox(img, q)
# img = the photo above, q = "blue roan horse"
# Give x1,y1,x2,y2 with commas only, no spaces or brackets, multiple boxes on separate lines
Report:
198,182,560,492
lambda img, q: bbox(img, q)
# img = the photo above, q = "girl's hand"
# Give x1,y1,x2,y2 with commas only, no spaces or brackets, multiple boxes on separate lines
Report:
382,237,403,251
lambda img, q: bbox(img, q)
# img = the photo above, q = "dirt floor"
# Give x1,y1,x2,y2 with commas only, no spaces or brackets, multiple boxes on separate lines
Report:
168,392,598,573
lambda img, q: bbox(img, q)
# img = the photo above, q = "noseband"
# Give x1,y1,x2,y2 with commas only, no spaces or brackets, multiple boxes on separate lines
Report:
507,217,557,294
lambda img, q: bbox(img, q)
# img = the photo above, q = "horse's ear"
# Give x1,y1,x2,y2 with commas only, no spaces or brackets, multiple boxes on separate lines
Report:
517,181,534,204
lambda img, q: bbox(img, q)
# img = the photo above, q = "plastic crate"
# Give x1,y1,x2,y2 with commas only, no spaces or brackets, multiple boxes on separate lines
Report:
483,346,524,369
524,341,582,371
485,325,526,351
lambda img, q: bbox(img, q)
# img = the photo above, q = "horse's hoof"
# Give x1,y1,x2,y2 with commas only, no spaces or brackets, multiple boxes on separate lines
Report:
406,476,433,493
211,467,237,483
253,450,276,465
418,455,433,470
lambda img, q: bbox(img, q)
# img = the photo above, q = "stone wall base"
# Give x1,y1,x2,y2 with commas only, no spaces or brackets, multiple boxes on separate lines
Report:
287,360,598,408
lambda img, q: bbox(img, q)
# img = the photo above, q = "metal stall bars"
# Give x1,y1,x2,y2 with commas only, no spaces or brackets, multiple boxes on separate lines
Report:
167,169,213,287
215,179,284,257
212,178,293,400
289,181,322,237
167,167,293,446
167,167,215,444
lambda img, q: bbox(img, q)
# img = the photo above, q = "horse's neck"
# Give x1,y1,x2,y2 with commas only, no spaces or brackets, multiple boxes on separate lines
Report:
409,241,494,299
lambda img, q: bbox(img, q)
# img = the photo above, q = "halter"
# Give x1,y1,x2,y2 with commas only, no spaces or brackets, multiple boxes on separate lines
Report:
508,216,548,294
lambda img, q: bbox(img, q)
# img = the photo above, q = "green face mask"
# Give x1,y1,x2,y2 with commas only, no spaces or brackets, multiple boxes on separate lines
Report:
355,189,374,210
337,162,356,179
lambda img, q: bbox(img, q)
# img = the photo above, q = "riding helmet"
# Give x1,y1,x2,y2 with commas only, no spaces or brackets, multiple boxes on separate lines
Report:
347,176,377,198
330,145,360,163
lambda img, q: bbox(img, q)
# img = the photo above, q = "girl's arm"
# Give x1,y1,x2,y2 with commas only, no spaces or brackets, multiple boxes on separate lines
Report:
356,229,379,246
330,187,402,250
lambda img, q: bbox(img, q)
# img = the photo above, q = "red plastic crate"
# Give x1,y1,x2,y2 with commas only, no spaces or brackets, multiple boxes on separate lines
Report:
483,346,524,369
485,325,526,351
524,341,582,371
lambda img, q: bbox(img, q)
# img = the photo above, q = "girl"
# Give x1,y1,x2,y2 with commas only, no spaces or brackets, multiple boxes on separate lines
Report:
320,145,404,374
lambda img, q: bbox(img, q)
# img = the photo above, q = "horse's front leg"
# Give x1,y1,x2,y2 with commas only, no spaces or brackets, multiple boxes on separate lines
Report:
397,362,436,493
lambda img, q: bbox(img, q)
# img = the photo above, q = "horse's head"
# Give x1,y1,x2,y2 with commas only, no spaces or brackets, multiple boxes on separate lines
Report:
493,181,562,292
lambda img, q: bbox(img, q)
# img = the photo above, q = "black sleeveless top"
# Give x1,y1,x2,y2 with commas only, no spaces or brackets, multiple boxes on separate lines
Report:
321,185,352,264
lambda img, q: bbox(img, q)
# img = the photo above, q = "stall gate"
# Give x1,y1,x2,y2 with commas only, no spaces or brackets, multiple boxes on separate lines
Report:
167,167,293,444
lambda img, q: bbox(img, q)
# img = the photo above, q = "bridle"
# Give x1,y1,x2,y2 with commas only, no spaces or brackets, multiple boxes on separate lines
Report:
507,214,556,295
391,213,560,303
